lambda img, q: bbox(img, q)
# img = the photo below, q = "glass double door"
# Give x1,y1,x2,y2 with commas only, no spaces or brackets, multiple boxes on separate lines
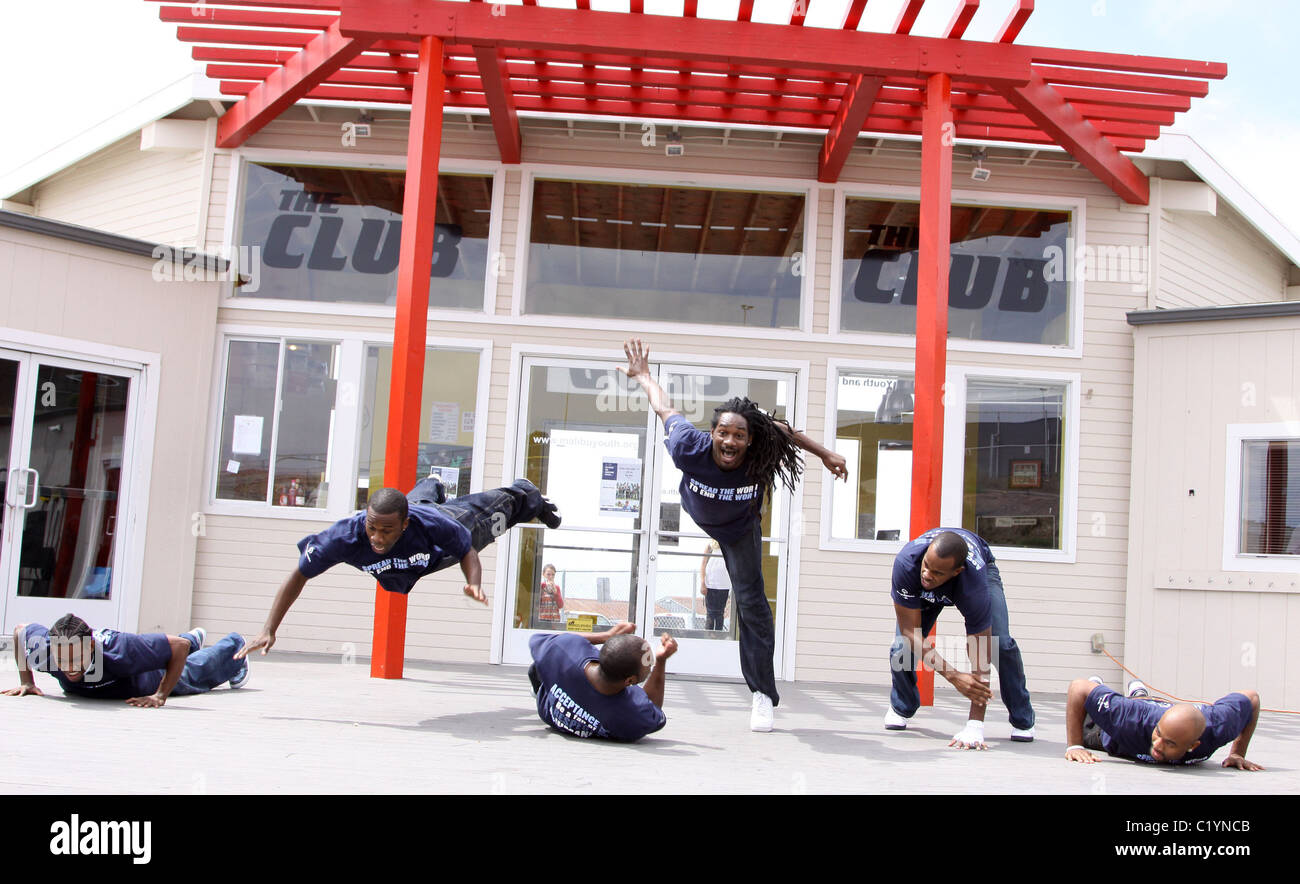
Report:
0,349,138,632
502,357,796,678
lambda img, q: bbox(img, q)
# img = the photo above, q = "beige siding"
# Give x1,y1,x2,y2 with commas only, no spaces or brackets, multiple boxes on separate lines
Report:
33,135,206,248
1159,202,1288,308
1127,318,1300,709
0,224,220,634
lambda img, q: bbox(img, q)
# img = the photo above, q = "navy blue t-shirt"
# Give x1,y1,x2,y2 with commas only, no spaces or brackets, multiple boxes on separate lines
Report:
890,527,994,634
297,504,472,594
663,414,764,543
23,623,172,699
528,633,666,742
1086,686,1254,764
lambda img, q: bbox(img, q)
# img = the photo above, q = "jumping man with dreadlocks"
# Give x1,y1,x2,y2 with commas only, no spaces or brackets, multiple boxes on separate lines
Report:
621,338,847,732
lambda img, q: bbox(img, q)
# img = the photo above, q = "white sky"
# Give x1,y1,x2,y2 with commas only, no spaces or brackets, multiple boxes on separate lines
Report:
1,0,1297,236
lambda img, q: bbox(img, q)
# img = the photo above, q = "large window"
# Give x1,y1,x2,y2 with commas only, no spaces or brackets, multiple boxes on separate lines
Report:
356,346,482,510
961,379,1066,550
822,364,1074,556
827,368,915,542
524,178,805,328
215,338,340,507
839,197,1072,346
238,162,492,309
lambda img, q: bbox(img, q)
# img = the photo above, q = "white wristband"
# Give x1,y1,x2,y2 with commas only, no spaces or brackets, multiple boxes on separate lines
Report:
1066,744,1085,753
965,719,985,736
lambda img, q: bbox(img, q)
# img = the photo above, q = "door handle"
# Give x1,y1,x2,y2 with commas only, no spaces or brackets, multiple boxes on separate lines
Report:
22,468,39,508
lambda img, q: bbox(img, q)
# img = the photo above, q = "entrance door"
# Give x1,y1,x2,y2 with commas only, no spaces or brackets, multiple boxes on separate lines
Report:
0,350,140,632
500,357,797,679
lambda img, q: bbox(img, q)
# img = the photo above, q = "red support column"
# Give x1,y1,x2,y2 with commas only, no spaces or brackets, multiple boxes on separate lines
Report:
372,34,446,679
910,72,953,706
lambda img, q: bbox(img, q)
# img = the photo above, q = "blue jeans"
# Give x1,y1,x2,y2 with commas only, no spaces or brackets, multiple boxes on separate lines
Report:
717,522,779,705
171,632,247,695
411,478,549,572
887,562,1034,729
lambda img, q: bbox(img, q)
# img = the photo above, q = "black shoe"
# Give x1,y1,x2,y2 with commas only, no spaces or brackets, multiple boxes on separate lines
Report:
539,497,562,529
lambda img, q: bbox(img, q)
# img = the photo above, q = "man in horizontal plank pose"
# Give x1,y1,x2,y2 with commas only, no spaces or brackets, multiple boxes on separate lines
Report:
5,614,248,706
886,528,1036,748
1064,675,1262,769
238,474,561,658
528,621,677,742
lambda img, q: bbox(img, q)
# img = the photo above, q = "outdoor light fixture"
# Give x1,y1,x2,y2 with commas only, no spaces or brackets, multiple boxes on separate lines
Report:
970,146,991,182
666,130,684,157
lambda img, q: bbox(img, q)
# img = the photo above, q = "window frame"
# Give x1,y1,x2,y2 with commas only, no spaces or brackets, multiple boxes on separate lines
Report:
511,163,817,337
203,324,492,521
222,149,505,318
819,359,1079,562
1222,422,1300,573
829,182,1087,358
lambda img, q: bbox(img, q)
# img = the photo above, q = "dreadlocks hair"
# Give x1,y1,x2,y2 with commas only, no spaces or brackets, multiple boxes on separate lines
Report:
712,396,804,503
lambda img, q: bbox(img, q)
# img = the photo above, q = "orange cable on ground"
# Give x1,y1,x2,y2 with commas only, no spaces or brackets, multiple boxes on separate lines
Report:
1099,647,1300,715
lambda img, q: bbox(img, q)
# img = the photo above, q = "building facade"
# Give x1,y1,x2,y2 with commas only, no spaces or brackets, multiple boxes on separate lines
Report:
3,100,1298,706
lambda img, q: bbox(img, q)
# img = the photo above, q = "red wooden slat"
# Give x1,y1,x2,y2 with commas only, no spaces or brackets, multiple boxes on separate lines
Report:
841,0,869,30
893,0,925,35
1034,65,1211,98
737,0,755,22
789,0,809,28
996,0,1033,43
944,0,978,38
159,4,336,30
144,0,340,9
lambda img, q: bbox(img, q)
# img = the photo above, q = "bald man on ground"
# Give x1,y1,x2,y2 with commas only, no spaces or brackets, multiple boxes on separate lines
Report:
1064,676,1263,770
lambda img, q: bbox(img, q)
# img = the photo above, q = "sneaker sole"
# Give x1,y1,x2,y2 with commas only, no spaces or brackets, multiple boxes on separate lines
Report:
884,723,908,731
1010,735,1035,742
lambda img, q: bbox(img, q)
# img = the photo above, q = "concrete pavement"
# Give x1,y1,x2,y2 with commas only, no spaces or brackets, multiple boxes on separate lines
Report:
2,651,1295,795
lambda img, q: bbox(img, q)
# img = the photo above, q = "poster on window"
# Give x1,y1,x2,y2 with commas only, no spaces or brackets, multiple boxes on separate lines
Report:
599,458,642,516
429,402,460,443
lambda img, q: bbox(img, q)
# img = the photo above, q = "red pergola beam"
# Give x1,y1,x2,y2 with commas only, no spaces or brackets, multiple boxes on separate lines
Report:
911,72,953,707
996,0,1033,43
374,34,447,680
819,75,884,182
997,75,1150,203
473,46,522,163
337,0,1035,85
215,20,375,148
944,0,979,38
145,0,341,9
1034,65,1211,98
212,79,1146,150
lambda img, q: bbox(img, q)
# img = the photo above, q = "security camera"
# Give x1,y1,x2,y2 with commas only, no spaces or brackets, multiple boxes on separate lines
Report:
970,146,990,182
666,130,684,157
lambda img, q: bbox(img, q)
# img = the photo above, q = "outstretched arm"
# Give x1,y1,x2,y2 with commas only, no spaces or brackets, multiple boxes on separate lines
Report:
618,338,679,424
236,569,308,659
1064,679,1100,763
2,624,42,697
774,421,848,482
127,636,192,708
643,633,678,710
460,548,487,606
1222,689,1263,771
574,622,636,645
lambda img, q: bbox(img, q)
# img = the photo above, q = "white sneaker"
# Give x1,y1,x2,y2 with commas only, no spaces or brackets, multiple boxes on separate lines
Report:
750,693,774,732
1126,679,1149,699
884,707,911,730
1087,675,1104,685
1010,725,1035,742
